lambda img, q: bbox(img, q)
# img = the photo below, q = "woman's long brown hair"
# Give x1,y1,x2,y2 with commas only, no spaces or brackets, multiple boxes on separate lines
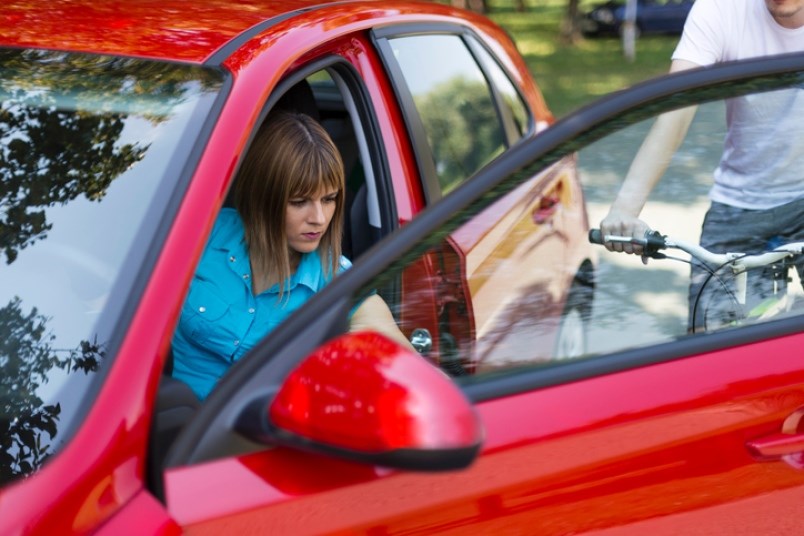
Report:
234,111,345,296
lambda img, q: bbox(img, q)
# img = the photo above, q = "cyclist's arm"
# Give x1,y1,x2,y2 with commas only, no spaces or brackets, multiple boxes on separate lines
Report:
601,59,700,254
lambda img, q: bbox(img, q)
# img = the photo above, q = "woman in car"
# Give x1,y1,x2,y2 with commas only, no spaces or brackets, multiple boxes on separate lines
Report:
171,111,406,400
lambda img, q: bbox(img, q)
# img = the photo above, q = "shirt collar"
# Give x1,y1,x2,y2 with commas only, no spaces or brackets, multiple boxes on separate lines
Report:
292,251,325,291
259,251,325,296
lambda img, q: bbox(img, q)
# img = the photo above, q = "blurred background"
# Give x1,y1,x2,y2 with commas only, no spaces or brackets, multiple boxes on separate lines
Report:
436,0,683,117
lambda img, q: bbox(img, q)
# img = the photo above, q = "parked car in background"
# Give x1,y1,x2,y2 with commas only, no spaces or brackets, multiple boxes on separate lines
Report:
582,0,695,37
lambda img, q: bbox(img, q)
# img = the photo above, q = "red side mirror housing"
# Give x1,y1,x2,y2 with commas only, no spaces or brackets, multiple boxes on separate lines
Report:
236,331,483,471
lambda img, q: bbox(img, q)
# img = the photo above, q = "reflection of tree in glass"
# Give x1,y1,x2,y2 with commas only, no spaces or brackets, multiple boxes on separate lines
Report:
415,77,505,193
0,100,145,264
0,50,219,118
0,49,220,264
0,297,103,486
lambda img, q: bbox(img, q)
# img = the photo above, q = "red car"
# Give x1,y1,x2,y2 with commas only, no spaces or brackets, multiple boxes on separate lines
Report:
1,0,803,534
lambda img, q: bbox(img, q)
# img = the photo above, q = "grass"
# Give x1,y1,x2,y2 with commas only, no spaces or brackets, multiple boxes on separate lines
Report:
484,0,679,117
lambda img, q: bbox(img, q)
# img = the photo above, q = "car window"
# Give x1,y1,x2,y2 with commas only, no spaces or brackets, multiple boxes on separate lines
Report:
469,37,531,141
0,49,224,486
347,69,804,385
388,34,507,195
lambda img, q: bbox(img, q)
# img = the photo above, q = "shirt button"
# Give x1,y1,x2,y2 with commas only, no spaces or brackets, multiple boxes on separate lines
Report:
243,274,250,280
229,256,236,262
198,306,206,313
248,308,255,314
233,340,240,346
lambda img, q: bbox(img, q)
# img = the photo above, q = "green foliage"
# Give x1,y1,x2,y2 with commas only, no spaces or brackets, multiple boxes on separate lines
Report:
415,77,506,193
487,0,679,117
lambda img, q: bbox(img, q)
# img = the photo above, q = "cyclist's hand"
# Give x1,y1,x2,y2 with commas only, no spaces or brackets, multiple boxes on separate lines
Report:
600,211,651,255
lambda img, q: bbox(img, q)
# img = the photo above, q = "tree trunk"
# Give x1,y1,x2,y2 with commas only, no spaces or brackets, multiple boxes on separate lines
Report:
561,0,583,45
515,0,526,12
472,0,487,13
622,0,638,61
451,0,486,13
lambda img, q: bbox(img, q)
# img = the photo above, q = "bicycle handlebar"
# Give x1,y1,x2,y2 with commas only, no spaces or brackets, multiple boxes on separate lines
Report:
589,229,668,257
588,228,804,272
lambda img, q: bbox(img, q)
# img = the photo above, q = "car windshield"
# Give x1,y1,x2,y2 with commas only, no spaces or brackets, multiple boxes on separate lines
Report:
0,49,224,485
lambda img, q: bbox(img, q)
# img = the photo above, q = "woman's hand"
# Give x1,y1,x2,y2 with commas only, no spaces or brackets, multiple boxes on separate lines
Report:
349,294,415,351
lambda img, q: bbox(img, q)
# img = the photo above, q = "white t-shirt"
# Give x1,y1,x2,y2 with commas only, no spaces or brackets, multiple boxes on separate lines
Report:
672,0,804,210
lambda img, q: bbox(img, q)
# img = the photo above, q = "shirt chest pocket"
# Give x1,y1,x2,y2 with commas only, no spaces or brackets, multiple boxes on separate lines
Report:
179,284,232,348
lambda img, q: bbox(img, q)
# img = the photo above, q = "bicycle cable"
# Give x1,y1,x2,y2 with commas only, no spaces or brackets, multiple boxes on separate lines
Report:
692,254,752,333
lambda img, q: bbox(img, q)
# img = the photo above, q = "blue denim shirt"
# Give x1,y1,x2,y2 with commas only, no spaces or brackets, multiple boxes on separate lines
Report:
171,208,350,400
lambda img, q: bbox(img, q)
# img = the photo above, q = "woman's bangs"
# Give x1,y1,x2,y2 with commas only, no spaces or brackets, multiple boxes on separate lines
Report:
291,153,343,197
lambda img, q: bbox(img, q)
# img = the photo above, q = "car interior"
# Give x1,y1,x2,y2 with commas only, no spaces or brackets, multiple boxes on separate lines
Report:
147,65,393,500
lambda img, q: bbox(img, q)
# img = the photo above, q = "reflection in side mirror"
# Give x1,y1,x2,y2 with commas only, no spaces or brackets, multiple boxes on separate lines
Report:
236,331,483,471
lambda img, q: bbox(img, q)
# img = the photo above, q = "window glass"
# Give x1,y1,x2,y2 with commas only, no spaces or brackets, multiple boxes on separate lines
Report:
0,49,223,486
389,34,506,194
349,76,804,384
471,39,530,139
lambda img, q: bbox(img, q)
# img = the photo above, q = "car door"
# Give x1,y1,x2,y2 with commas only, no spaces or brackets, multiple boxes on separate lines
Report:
161,54,804,534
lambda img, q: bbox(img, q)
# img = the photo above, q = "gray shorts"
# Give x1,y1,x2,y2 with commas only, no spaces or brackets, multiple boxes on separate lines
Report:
688,197,804,331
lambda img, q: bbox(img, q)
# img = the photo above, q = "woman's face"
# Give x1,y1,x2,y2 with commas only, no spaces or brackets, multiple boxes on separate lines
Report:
285,186,339,256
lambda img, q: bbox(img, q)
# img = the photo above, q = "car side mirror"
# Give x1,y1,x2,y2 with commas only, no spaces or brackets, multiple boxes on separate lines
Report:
235,331,483,471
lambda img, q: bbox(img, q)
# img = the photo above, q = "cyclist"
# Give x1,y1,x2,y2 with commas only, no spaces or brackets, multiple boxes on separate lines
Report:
599,0,804,330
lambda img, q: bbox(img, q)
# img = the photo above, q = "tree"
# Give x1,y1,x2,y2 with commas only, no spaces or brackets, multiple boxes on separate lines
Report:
622,0,639,61
414,76,504,192
450,0,488,13
561,0,584,44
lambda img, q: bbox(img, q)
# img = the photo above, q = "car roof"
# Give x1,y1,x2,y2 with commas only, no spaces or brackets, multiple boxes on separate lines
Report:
0,0,462,65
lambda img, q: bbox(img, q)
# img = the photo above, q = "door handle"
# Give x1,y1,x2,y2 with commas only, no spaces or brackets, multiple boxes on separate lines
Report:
746,433,804,458
532,194,561,225
745,408,804,468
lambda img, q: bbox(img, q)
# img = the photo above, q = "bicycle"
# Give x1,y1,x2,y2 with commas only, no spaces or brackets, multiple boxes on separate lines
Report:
588,228,804,333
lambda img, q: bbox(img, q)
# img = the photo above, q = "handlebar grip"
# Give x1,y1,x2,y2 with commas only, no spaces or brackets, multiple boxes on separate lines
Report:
644,230,667,253
588,228,667,255
588,228,604,245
